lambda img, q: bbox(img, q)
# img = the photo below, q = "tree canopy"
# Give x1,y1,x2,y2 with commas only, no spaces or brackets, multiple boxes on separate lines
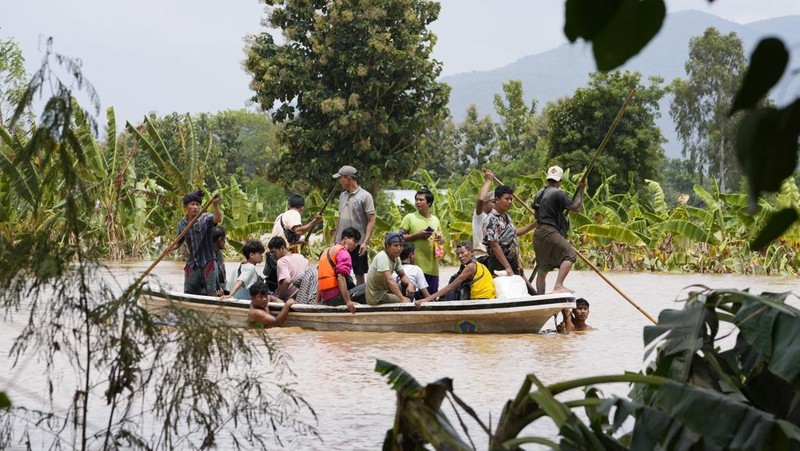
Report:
542,71,666,194
244,0,450,191
670,27,746,192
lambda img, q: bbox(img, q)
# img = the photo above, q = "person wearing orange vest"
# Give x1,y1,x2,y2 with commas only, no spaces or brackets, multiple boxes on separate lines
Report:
316,227,362,314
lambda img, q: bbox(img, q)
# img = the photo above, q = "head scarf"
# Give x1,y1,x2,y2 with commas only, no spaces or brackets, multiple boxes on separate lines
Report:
182,189,204,205
384,231,404,246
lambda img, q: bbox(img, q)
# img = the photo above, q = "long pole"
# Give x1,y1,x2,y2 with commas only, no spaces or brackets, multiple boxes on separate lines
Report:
128,193,218,293
492,174,656,324
303,181,340,244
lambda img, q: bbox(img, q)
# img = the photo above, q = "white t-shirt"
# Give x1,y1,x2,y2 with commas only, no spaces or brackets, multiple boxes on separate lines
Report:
234,262,260,300
472,211,488,257
395,263,429,292
271,209,302,243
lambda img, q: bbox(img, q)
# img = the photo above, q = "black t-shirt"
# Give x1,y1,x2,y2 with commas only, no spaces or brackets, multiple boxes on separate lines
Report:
534,187,573,234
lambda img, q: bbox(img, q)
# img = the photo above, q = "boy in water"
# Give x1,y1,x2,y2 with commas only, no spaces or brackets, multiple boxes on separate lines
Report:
557,298,593,332
247,280,295,328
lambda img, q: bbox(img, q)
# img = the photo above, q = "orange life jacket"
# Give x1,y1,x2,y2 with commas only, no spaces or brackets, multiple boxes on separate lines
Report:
318,244,345,291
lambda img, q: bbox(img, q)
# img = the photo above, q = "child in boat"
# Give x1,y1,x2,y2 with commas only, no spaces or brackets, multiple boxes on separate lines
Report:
168,189,222,295
396,243,431,300
365,232,415,305
267,236,310,302
247,280,294,328
221,239,265,301
212,226,228,296
557,298,594,332
415,242,495,308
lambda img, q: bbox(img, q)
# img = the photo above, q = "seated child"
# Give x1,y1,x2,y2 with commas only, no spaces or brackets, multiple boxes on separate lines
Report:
221,239,265,301
395,243,431,300
247,280,294,328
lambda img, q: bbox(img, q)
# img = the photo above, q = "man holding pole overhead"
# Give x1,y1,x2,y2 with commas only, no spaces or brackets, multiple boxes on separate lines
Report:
532,166,585,294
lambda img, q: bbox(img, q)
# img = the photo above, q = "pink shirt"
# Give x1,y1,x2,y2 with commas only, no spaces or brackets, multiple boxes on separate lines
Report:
320,247,352,302
274,254,309,301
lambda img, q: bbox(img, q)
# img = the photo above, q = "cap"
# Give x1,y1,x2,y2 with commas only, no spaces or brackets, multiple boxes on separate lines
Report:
332,165,357,178
384,231,404,245
546,166,564,182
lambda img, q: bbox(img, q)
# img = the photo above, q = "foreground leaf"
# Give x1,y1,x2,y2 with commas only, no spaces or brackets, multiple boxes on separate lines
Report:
730,38,789,114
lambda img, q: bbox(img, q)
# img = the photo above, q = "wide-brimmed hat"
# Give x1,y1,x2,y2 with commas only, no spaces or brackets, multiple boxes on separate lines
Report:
332,165,357,178
546,166,564,182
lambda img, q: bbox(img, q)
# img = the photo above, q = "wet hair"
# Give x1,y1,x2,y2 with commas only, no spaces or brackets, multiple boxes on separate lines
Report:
241,239,266,259
400,242,415,260
456,241,473,251
416,186,434,206
268,236,288,251
494,185,514,199
576,298,590,308
249,280,270,300
341,227,362,242
212,226,226,242
288,193,305,208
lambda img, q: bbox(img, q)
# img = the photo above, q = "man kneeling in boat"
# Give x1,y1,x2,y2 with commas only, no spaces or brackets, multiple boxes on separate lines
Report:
557,298,593,332
415,242,495,308
248,280,294,328
365,232,416,305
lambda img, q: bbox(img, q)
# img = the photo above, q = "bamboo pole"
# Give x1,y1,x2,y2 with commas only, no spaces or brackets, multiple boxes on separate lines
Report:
303,181,340,245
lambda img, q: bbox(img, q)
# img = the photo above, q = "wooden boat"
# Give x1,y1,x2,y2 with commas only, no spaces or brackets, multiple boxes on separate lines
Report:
141,290,575,334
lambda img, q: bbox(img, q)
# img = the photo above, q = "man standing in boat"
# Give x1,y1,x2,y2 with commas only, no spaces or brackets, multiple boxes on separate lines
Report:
472,169,495,265
532,166,586,294
482,185,536,279
270,193,323,248
168,189,223,295
333,165,376,285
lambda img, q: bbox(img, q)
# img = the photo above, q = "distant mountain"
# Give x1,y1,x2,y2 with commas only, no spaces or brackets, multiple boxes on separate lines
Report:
441,10,800,158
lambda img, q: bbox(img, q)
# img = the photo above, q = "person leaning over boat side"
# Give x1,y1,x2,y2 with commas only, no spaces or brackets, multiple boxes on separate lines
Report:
166,189,223,295
248,280,295,328
267,236,309,302
532,166,586,294
333,165,375,285
415,242,495,307
399,186,443,293
557,298,593,333
316,226,363,314
271,193,323,248
212,226,228,296
365,232,415,305
221,239,265,301
396,242,431,300
482,185,536,278
472,169,495,265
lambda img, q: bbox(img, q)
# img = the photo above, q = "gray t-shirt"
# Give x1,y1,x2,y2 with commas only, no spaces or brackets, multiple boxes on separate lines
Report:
335,186,375,244
366,250,403,305
534,186,573,233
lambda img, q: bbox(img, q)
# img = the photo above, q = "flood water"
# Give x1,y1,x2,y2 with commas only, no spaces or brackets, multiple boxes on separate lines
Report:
2,260,799,449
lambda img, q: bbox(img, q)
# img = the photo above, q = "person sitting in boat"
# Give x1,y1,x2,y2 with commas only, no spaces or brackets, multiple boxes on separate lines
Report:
557,298,593,333
221,239,265,301
247,280,294,328
365,232,416,305
166,189,223,295
395,243,431,300
316,226,363,314
212,226,228,296
267,236,310,303
415,242,496,307
270,193,323,248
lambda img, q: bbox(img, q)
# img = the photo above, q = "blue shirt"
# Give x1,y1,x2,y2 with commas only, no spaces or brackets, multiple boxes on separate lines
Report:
178,213,217,268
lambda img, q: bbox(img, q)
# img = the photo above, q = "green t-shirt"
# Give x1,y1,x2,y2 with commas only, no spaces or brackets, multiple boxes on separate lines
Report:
399,212,440,275
366,250,403,305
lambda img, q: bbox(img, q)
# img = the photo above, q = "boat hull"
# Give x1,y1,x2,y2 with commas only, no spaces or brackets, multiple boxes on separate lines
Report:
141,290,575,334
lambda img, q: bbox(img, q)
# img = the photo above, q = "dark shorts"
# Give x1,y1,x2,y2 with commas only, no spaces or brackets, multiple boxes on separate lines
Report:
349,249,369,275
184,260,219,295
322,284,367,305
485,253,521,276
424,274,440,294
534,225,577,274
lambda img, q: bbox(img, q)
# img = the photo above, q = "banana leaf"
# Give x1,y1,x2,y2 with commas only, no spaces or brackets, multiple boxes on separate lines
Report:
654,219,717,244
579,224,646,246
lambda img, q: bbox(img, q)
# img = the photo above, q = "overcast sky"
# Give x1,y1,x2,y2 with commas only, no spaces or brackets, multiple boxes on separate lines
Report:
3,0,800,131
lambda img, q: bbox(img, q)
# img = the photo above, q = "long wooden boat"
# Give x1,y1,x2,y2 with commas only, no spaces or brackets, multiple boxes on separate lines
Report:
141,290,575,334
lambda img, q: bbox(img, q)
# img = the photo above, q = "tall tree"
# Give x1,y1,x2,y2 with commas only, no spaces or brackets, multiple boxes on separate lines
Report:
418,115,460,182
670,27,746,192
457,104,495,173
543,70,666,194
244,0,450,191
493,79,538,163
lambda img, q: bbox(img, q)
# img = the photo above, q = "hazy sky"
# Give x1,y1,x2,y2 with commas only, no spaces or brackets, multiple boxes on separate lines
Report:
3,0,800,130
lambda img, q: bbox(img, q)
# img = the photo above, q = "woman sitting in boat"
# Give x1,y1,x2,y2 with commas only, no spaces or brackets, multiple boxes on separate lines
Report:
415,242,496,308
